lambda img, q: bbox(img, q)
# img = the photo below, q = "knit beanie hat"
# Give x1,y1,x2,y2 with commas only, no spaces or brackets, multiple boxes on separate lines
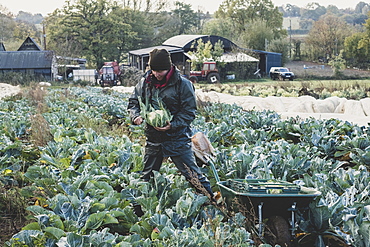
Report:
149,48,172,71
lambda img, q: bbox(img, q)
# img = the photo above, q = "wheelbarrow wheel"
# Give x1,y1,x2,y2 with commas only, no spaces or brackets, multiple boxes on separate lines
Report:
265,215,291,247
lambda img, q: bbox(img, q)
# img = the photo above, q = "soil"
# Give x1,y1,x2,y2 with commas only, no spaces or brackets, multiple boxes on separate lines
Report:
0,186,31,245
0,217,28,245
265,215,292,247
0,83,30,245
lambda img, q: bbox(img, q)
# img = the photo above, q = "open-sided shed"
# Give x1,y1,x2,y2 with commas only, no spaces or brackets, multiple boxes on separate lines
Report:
128,35,281,79
128,35,238,73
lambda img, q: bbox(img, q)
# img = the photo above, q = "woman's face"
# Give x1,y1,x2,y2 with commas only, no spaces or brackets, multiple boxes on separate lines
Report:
152,70,168,81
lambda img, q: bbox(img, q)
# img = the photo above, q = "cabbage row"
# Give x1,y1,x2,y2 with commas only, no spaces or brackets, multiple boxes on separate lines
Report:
1,86,369,247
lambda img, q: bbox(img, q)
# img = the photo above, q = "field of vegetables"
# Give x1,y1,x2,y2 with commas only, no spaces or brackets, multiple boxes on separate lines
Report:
1,85,370,247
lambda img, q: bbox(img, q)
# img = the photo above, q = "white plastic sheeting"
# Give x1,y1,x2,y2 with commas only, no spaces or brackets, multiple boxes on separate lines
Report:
196,90,370,127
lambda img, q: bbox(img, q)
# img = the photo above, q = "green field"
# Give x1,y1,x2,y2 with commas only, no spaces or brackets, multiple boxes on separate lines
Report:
1,86,369,246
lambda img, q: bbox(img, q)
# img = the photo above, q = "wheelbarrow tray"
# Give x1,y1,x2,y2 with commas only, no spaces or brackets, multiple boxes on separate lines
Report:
190,134,321,218
218,179,321,218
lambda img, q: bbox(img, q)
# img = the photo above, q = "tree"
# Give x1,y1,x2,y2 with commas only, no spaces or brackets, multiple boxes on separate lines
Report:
301,3,326,21
46,0,137,69
344,32,368,68
0,7,16,45
354,2,370,14
121,0,166,12
215,0,286,49
151,2,199,44
299,19,314,30
0,4,12,16
243,19,274,50
328,51,346,78
171,1,198,35
216,0,284,36
12,21,41,44
326,5,339,15
281,4,301,17
152,13,183,44
343,12,370,68
342,13,367,27
305,14,351,61
292,39,302,60
200,18,235,40
120,0,171,46
268,38,290,65
187,39,224,70
113,7,154,49
15,11,43,24
1,6,41,51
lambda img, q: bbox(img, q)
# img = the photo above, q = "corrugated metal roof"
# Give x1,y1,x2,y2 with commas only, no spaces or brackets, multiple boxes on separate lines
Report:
162,35,207,48
129,45,184,56
185,52,259,62
0,51,54,69
252,49,282,55
56,56,87,64
163,35,237,51
129,35,238,57
220,53,259,62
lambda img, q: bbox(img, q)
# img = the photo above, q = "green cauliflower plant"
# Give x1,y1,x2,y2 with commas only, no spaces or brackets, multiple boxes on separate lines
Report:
138,92,172,128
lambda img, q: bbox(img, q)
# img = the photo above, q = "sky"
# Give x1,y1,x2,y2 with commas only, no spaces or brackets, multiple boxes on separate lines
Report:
0,0,360,16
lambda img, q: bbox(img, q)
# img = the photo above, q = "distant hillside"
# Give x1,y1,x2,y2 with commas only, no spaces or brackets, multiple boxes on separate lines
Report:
15,11,43,24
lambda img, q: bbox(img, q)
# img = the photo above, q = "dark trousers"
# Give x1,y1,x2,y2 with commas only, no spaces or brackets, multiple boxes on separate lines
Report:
141,142,214,197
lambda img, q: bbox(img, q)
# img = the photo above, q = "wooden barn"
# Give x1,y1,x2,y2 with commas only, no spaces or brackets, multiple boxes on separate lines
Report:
0,37,58,81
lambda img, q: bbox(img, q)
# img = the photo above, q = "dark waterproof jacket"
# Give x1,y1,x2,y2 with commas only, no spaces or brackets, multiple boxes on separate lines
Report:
127,67,196,156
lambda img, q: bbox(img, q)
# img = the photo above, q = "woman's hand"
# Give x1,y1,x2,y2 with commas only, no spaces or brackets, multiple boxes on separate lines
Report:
133,116,143,125
154,121,171,132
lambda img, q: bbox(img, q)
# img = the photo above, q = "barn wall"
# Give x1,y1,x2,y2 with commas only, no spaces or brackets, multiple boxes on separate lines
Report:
221,62,259,80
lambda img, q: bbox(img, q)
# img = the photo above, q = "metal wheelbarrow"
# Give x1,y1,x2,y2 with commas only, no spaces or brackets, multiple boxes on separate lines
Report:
192,132,321,240
206,157,322,244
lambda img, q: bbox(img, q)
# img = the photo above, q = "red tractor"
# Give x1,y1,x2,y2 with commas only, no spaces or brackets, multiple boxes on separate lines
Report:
189,61,221,83
98,61,121,87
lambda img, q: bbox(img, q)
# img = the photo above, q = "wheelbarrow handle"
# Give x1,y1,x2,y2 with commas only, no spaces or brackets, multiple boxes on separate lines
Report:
204,155,221,183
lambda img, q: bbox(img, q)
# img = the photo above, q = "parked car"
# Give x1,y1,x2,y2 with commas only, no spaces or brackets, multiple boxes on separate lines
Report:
269,67,295,81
